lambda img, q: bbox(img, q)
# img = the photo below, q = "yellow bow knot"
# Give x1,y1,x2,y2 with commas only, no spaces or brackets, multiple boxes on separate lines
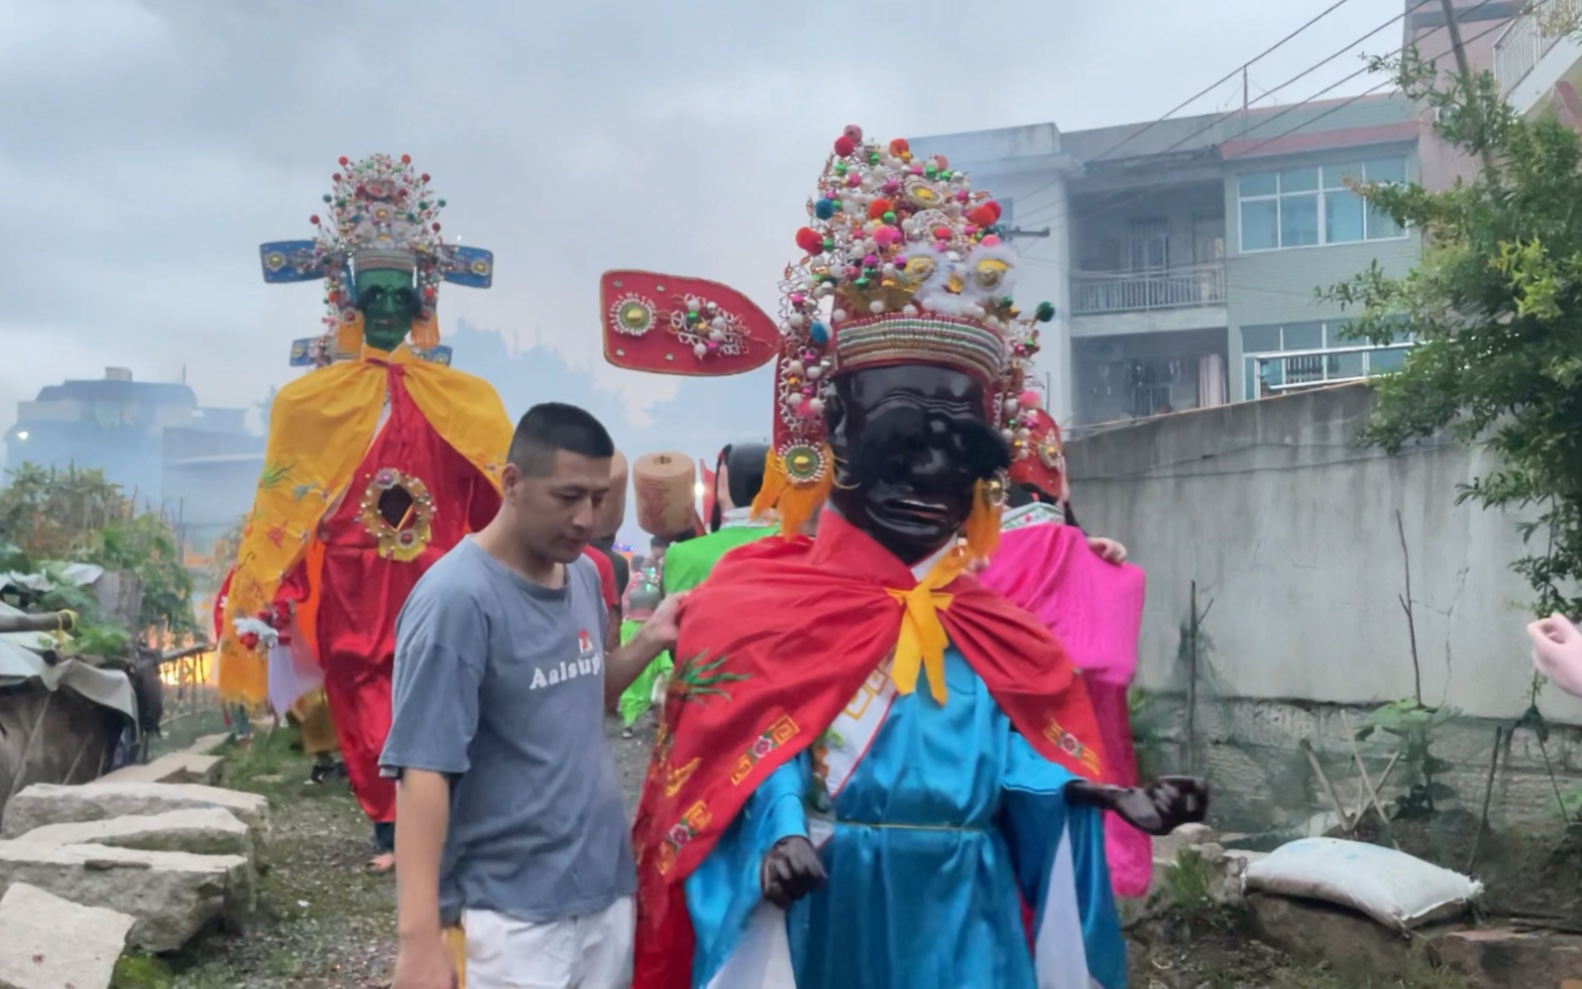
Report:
886,550,968,704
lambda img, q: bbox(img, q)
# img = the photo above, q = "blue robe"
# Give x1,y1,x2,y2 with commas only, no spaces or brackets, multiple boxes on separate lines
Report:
684,647,1127,989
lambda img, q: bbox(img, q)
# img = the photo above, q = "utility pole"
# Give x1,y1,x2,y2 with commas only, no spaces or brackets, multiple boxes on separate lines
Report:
1243,66,1250,113
1437,0,1498,173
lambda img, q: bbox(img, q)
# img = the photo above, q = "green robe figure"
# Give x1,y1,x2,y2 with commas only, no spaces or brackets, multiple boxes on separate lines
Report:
617,443,775,728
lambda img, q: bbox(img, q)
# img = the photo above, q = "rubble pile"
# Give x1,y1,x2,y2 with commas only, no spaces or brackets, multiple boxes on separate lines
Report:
0,735,264,989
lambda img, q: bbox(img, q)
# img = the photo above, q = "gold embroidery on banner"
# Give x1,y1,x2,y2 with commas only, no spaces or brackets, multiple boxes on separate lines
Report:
730,714,800,784
683,801,711,831
665,757,700,797
1043,718,1102,774
844,653,894,719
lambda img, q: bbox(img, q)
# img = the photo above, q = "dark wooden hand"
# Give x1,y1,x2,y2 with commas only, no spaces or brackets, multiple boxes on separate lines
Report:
760,836,826,908
1065,775,1209,836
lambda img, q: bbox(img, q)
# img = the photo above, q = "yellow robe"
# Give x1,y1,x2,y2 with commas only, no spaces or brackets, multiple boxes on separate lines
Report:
217,345,511,704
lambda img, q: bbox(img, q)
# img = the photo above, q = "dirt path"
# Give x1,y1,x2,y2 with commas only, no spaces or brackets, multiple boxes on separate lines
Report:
136,714,1462,989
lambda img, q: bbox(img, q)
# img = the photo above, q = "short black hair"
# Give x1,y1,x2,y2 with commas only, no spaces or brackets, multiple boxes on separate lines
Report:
507,403,615,477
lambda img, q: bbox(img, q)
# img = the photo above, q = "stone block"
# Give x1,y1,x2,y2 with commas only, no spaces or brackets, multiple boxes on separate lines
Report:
0,842,253,953
1,782,268,866
1433,927,1582,988
0,882,135,989
99,752,222,786
10,808,250,858
185,733,232,756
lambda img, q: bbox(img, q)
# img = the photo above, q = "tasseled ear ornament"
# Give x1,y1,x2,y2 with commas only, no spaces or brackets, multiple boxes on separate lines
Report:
963,473,1007,562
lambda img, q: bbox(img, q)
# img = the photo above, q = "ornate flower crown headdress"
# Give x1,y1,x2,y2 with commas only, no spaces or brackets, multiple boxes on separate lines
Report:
260,154,495,365
600,125,1058,541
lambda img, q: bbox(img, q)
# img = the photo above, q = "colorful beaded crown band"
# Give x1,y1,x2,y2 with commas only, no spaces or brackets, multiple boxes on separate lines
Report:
833,314,1005,392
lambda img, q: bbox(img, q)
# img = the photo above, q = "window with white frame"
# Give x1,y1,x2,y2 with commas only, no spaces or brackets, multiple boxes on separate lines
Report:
1240,319,1412,399
1238,158,1408,252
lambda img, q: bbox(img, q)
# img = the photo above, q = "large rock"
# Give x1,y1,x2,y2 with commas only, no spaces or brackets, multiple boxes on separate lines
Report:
1433,927,1582,987
0,841,253,953
99,752,222,786
0,882,134,989
2,782,269,865
11,808,250,858
1246,891,1420,977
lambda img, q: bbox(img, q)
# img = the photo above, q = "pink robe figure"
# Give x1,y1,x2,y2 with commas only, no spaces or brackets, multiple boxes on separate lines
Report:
1529,614,1582,699
979,518,1154,899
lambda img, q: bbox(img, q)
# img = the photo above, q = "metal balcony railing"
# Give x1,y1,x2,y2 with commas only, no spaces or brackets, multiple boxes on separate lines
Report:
1494,0,1580,96
1071,262,1226,316
1249,342,1416,396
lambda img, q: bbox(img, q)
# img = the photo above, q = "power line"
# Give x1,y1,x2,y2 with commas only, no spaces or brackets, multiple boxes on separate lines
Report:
1016,0,1500,231
1225,11,1511,161
996,0,1367,235
1085,0,1365,163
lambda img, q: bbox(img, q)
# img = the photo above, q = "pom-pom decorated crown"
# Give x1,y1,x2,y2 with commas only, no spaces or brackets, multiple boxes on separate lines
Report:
763,126,1052,516
600,124,1059,535
260,154,496,363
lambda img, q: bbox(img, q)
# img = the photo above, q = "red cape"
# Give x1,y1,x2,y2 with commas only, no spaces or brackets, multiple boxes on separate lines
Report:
630,511,1106,989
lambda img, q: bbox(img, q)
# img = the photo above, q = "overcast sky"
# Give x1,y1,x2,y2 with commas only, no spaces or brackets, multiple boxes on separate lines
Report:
0,0,1412,437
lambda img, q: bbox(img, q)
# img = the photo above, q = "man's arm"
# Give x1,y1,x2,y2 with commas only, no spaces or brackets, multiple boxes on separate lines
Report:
379,590,487,961
604,592,682,709
395,770,451,938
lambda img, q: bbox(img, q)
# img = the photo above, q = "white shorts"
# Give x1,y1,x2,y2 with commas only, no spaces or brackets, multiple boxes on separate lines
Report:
462,897,633,989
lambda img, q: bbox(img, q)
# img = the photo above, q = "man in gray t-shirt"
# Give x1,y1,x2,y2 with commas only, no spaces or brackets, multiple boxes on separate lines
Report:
381,403,681,989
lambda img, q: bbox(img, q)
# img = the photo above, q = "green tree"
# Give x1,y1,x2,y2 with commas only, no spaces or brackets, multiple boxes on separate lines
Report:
1326,50,1582,617
0,463,125,558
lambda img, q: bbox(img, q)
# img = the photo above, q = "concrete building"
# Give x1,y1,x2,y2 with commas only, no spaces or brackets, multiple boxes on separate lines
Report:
910,0,1516,431
915,99,1423,430
160,408,266,563
2,368,263,557
4,368,199,504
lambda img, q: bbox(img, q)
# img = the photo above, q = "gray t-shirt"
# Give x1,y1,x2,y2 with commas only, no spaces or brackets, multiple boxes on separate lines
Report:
379,537,636,924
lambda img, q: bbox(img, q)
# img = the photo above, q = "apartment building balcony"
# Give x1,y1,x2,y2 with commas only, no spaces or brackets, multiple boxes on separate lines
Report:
1072,262,1226,315
1070,262,1228,340
1495,0,1582,111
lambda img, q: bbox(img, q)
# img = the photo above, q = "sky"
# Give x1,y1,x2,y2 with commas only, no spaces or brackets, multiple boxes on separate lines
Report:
0,0,1418,443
